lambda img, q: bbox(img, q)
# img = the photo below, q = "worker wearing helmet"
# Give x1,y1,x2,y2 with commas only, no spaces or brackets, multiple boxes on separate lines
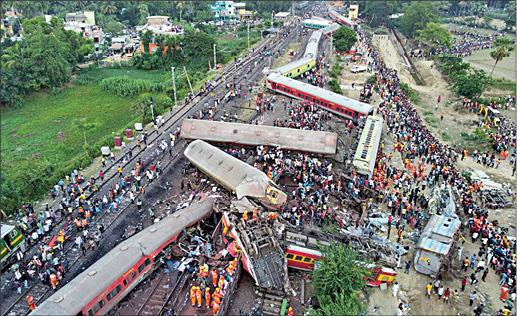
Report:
26,295,36,311
196,286,203,307
211,299,220,315
210,269,218,287
190,286,197,307
205,287,211,308
287,306,294,316
212,287,223,304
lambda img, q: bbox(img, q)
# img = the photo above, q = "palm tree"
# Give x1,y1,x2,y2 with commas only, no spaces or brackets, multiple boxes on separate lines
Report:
479,37,514,96
1,43,23,69
176,1,184,21
101,1,117,15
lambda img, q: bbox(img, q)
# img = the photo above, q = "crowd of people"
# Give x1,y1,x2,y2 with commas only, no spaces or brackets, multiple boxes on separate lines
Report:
357,26,516,315
410,30,504,58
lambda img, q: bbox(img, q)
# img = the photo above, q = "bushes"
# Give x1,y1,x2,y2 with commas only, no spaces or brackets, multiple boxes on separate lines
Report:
329,79,343,94
100,77,166,97
400,82,421,103
435,55,489,98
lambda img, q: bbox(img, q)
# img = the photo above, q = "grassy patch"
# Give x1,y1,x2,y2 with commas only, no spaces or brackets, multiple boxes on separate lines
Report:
459,128,489,149
400,82,421,104
488,77,516,93
441,131,452,142
423,111,438,128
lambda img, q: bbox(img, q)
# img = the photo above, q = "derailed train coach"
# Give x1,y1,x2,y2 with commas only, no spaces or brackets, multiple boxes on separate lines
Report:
180,119,338,155
31,198,215,316
184,140,287,209
266,72,373,121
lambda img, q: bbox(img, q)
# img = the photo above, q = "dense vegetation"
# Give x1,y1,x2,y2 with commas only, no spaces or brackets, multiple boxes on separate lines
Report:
435,55,489,98
333,27,357,53
0,1,268,215
1,17,94,106
310,244,368,316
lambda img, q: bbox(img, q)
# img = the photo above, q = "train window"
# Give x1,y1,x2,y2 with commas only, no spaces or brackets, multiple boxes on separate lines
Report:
303,257,312,263
233,129,238,134
88,299,105,316
295,256,303,261
286,254,294,259
123,279,127,286
137,259,151,273
107,285,121,301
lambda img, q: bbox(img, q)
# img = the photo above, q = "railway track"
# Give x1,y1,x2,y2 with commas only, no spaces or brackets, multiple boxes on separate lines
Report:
2,22,302,316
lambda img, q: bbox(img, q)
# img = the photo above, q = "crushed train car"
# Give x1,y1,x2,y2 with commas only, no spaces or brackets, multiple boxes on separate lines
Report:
413,214,461,276
353,116,383,178
180,119,338,155
184,140,287,209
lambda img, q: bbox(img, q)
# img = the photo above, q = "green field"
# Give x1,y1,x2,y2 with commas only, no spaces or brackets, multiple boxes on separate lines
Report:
0,67,175,212
464,48,516,81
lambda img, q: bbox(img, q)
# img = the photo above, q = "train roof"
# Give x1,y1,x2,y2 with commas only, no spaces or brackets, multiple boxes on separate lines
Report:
267,72,372,114
321,23,340,35
273,57,314,75
180,119,337,155
1,224,16,238
329,9,356,26
32,198,215,316
304,30,322,59
184,140,270,199
302,18,330,26
287,244,323,257
415,214,460,255
353,116,383,177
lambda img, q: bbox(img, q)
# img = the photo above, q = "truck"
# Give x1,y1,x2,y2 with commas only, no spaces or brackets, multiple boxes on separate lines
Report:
350,65,368,73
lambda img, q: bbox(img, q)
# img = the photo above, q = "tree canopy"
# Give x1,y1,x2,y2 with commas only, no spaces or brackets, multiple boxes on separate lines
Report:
416,22,452,51
1,16,94,106
333,27,357,53
310,244,369,316
398,2,439,38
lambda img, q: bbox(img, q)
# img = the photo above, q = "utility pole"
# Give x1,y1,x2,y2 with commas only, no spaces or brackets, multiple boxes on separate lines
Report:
170,66,177,108
150,96,155,122
213,43,217,71
183,66,194,96
247,21,250,50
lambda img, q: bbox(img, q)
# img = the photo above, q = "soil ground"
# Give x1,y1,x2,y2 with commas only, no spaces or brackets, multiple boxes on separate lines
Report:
366,32,516,316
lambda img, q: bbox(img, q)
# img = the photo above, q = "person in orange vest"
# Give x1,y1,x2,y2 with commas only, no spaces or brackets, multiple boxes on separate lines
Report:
210,269,218,287
287,306,294,316
50,273,58,289
26,295,36,311
212,287,223,304
190,285,198,307
205,287,211,308
196,286,203,307
242,210,248,226
218,275,225,293
198,264,208,279
211,300,220,315
252,208,258,221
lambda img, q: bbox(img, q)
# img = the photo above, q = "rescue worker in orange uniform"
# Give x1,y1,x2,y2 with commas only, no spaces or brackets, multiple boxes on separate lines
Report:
211,300,220,315
252,208,259,221
212,287,223,304
218,275,225,292
196,286,203,307
26,295,36,311
287,306,294,316
50,273,58,289
210,269,218,287
205,287,211,308
198,264,209,279
190,285,198,306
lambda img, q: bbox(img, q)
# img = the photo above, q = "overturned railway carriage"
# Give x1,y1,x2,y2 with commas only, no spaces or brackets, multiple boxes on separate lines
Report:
303,30,323,60
31,198,215,316
302,18,331,29
328,9,356,28
184,140,287,209
321,23,340,36
266,73,373,120
353,116,383,178
180,119,338,155
272,57,316,79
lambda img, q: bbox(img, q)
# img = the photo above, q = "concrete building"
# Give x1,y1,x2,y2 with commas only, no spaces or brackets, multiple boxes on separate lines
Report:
348,4,359,20
136,16,183,36
211,1,251,22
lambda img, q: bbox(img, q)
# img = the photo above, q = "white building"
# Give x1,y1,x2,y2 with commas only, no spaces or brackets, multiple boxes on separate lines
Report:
136,16,183,36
